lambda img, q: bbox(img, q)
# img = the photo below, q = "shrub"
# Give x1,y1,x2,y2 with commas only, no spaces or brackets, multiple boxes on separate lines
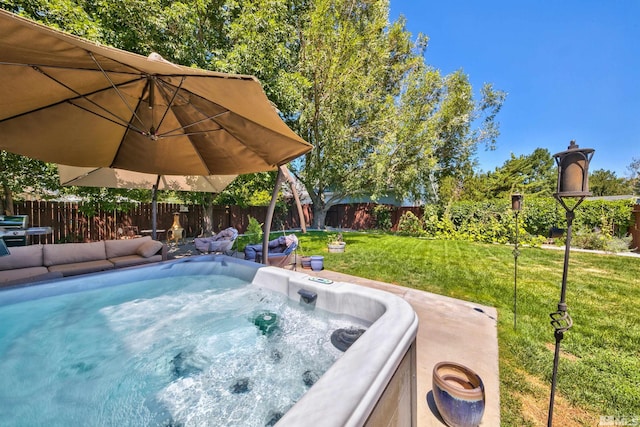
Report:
576,199,634,237
397,211,424,236
372,204,393,231
422,204,441,236
572,229,633,252
396,197,634,250
246,216,263,245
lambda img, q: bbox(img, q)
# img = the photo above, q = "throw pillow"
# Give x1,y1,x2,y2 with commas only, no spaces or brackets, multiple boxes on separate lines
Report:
136,240,163,258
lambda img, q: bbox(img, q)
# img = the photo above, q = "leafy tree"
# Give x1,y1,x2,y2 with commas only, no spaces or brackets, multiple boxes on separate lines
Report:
464,148,555,200
627,157,640,195
208,0,307,113
294,0,405,227
0,0,101,39
64,186,150,217
0,151,60,214
589,169,632,196
293,1,505,226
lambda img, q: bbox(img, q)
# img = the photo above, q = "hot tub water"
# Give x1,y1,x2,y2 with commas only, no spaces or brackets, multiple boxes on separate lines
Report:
0,271,369,426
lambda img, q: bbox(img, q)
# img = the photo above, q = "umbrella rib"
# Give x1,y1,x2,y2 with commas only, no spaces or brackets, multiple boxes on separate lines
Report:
154,76,186,132
154,78,230,136
162,129,225,138
89,52,147,131
67,102,146,134
159,112,228,137
59,167,102,186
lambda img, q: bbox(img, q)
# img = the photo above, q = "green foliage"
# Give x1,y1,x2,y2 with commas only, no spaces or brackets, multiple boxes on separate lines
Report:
1,0,101,39
590,169,633,196
396,211,424,236
326,232,343,244
628,157,640,195
0,151,60,213
215,173,279,208
65,186,150,217
574,198,634,237
403,197,633,250
421,204,441,236
372,204,392,231
464,148,555,201
294,0,505,226
572,230,633,252
245,215,263,244
520,197,560,237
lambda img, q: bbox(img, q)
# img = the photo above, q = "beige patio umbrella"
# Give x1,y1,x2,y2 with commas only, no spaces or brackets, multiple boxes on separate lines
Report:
0,9,312,176
58,165,237,238
58,166,236,194
0,10,312,256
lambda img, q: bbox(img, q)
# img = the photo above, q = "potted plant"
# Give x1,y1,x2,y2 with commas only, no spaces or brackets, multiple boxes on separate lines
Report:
327,232,346,253
297,237,312,269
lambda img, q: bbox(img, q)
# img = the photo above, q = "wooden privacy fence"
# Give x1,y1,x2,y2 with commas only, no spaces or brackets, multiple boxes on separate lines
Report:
13,201,308,244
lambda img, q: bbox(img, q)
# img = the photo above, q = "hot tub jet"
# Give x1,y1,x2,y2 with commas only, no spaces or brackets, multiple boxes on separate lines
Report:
331,327,366,352
297,289,317,304
254,312,278,335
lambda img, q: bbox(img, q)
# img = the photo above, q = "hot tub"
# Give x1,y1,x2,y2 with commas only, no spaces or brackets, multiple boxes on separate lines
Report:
0,255,418,426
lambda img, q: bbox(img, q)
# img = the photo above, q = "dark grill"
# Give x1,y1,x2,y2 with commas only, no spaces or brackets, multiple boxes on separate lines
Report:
0,215,51,247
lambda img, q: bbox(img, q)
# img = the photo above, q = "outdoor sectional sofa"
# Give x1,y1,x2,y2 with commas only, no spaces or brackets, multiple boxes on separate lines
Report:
0,236,167,286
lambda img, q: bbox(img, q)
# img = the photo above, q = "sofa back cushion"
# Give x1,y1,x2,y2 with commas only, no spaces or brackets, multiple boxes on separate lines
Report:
0,244,43,271
43,241,107,267
105,236,152,259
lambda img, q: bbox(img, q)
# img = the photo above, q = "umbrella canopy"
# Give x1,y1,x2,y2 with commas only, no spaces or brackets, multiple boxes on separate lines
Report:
58,165,236,193
0,9,312,175
58,165,237,239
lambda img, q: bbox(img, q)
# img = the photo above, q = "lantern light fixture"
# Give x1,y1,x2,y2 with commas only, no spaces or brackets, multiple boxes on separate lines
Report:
552,140,594,199
547,140,594,426
511,193,523,212
511,193,523,330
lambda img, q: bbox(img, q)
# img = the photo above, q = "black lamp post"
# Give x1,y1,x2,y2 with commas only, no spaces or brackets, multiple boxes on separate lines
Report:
511,193,523,330
547,140,594,426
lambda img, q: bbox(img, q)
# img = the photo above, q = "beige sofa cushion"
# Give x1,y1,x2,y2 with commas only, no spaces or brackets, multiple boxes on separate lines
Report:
105,236,152,258
43,241,107,267
0,266,49,284
109,254,163,268
48,260,114,276
136,240,164,258
0,244,43,270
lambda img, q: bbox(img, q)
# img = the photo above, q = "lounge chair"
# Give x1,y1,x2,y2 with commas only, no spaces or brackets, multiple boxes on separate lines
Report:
194,227,238,254
244,234,298,269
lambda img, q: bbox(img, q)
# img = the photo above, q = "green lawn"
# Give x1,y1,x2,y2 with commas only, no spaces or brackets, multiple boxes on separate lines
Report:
291,231,640,426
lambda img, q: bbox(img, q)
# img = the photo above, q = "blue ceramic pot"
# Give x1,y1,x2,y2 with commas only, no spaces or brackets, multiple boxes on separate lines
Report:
432,361,485,427
310,255,324,271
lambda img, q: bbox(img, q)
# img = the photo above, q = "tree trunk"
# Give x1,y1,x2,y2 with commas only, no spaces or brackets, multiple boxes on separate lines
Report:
2,183,14,215
311,199,331,229
201,193,214,236
201,205,213,236
311,208,325,229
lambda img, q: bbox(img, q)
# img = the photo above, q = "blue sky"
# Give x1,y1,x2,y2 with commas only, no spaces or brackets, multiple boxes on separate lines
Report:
389,0,639,178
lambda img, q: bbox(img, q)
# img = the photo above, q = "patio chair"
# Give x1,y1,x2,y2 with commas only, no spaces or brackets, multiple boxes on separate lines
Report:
194,227,238,254
244,234,298,269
